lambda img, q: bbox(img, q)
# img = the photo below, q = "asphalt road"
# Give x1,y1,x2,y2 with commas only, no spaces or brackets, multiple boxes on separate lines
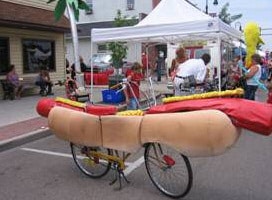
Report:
0,129,271,200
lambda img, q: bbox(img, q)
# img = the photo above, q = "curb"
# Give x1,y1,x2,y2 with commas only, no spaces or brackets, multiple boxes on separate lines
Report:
0,128,51,153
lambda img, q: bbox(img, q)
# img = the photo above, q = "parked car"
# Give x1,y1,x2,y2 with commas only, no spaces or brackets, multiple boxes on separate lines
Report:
86,53,113,73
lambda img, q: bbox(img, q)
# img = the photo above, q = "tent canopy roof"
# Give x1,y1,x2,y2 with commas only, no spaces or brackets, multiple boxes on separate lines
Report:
91,0,242,43
136,0,212,26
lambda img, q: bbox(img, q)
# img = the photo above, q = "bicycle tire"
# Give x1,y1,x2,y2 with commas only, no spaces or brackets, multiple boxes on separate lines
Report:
144,143,193,198
70,143,112,178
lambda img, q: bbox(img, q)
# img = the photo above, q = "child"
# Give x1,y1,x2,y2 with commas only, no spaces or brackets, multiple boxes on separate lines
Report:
124,62,143,110
65,77,78,100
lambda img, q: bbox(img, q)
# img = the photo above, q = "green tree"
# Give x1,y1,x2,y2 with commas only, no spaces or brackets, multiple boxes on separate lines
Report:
113,9,138,27
218,3,242,25
108,10,137,70
48,0,89,21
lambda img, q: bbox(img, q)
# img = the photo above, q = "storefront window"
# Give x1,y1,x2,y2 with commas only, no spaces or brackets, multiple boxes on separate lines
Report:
0,37,10,75
22,39,55,73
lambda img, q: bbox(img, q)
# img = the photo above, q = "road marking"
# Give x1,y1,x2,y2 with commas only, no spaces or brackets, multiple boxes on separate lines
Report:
124,156,145,176
21,147,73,158
20,148,145,175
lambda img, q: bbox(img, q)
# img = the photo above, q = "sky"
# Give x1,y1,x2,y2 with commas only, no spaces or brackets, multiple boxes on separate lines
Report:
190,0,272,52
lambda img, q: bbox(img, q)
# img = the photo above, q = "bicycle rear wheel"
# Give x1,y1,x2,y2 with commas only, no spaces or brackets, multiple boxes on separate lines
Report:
70,143,112,178
144,143,193,198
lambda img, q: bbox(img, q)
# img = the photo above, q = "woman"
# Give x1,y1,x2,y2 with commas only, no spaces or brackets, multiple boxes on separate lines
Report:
170,47,187,80
244,54,262,100
6,64,23,99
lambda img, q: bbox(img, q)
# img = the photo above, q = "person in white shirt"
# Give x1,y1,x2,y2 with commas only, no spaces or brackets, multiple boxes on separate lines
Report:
173,53,211,96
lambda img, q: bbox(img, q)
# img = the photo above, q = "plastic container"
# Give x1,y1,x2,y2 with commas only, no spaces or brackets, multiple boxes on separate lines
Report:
102,89,125,103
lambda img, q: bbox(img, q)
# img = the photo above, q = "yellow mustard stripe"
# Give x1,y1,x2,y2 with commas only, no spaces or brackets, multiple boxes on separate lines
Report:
162,88,244,104
116,109,144,116
55,97,85,108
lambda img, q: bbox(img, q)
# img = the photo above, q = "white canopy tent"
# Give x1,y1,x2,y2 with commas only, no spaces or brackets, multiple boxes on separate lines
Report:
89,0,242,100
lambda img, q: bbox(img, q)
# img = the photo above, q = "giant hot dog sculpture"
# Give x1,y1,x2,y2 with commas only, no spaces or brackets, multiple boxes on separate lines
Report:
36,93,272,157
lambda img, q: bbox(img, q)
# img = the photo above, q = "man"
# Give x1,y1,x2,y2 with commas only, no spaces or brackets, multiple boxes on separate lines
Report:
173,53,211,96
155,51,165,82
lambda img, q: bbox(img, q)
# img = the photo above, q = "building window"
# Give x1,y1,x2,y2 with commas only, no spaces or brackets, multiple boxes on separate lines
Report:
0,37,10,75
22,39,55,73
97,44,109,53
85,0,93,14
127,0,134,10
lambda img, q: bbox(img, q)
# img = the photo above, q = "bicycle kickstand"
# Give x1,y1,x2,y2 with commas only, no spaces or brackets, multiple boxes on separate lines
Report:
109,163,130,190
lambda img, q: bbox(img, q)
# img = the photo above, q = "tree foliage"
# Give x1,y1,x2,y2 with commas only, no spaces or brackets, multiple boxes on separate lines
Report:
218,3,242,25
47,0,90,21
108,10,137,69
113,9,138,27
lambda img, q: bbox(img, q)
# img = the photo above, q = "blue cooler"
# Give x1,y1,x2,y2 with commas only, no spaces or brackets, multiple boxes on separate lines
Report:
102,89,125,103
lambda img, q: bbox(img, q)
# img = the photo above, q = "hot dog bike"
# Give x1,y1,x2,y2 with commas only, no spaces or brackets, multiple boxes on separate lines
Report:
36,79,272,199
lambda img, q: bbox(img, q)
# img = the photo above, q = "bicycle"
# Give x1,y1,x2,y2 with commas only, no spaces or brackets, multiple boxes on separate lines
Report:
68,76,193,198
70,142,193,198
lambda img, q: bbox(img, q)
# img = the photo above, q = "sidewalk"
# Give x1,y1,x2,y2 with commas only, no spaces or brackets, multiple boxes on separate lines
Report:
0,78,171,150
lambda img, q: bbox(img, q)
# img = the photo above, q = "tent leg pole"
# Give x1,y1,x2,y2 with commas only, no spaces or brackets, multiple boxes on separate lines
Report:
217,36,221,92
90,40,94,103
145,45,149,79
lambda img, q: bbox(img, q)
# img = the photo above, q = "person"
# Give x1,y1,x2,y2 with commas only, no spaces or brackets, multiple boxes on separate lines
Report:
35,68,54,96
70,56,87,79
170,47,187,80
6,64,24,99
70,64,76,80
173,53,211,96
243,53,262,100
141,52,149,78
65,77,78,101
155,51,165,82
80,56,87,72
267,81,272,104
267,56,272,82
66,59,70,74
124,62,143,110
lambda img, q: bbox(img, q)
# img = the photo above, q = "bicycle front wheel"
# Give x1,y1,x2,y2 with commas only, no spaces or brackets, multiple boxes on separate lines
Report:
144,143,193,198
70,143,112,178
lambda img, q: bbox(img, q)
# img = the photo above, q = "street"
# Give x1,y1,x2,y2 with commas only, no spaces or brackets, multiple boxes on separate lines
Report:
0,129,271,200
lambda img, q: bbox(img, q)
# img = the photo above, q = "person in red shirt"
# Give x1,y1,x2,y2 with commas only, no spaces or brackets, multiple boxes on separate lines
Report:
124,62,143,110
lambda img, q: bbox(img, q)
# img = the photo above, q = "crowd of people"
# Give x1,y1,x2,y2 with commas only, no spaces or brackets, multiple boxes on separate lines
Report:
3,48,272,105
122,47,272,110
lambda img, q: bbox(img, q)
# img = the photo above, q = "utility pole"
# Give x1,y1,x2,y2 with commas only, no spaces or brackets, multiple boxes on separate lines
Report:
205,0,218,14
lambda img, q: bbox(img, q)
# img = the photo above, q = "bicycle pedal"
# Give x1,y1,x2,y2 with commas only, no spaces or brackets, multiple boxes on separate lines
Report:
109,178,117,186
